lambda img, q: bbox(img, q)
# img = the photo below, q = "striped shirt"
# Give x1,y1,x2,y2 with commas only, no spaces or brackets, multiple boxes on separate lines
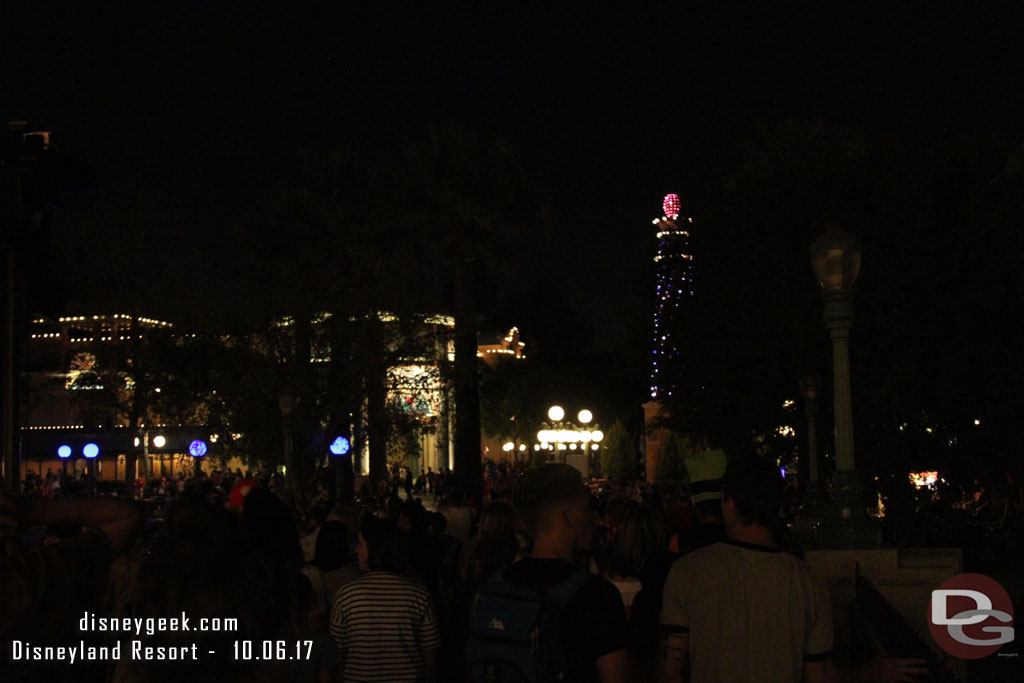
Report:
329,571,441,682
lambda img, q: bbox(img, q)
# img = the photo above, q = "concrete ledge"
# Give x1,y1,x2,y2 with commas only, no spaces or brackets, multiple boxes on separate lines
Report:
805,548,965,680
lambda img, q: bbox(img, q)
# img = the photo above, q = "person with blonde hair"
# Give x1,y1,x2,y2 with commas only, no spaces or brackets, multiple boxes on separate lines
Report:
459,501,521,589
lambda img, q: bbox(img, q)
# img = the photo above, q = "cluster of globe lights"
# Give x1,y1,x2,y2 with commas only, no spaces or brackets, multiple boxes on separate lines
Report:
535,406,604,452
57,443,101,458
59,436,210,459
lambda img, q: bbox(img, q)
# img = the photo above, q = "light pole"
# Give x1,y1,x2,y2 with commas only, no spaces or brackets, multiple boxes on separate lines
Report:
189,439,207,482
278,387,300,501
799,374,826,517
548,405,565,463
536,407,603,472
330,434,351,504
810,226,881,548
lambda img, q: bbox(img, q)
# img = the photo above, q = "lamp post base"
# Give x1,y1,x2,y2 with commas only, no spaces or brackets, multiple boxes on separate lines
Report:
816,470,882,549
800,481,828,519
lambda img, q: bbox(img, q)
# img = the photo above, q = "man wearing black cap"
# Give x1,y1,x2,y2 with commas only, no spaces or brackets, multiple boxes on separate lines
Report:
658,456,833,682
674,449,726,555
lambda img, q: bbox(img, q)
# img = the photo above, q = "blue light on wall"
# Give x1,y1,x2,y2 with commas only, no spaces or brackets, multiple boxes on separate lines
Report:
58,445,72,458
189,440,208,457
83,443,99,458
329,436,351,456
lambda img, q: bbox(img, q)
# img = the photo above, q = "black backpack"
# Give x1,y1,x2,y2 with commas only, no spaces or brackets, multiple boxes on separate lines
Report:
464,570,592,683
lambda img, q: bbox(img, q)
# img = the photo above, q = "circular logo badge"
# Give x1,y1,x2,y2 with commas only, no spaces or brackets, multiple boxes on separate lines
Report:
928,573,1014,659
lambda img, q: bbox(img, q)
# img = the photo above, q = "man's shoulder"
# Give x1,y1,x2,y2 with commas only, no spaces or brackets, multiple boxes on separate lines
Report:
669,539,808,577
342,571,428,596
669,540,730,568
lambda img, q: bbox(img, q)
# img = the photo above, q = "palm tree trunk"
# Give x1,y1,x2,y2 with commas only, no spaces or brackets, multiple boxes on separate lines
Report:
453,256,482,500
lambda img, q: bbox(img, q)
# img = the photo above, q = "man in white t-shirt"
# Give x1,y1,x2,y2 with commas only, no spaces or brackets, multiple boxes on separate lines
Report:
658,457,928,683
659,456,833,683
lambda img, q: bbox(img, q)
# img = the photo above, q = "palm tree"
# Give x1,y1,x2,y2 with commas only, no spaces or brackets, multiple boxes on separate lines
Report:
397,124,539,499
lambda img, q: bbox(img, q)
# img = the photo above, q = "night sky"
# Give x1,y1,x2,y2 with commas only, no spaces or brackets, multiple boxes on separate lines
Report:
5,2,1024,341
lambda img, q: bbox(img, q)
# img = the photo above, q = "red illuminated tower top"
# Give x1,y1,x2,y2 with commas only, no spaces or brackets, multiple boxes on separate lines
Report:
662,193,680,220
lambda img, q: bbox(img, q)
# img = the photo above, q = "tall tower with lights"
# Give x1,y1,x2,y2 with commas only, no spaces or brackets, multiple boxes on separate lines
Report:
649,193,694,400
644,193,694,481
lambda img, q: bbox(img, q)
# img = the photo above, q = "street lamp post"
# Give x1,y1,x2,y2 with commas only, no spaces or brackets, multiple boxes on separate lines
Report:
536,406,603,473
548,406,565,463
799,374,826,517
278,387,300,502
189,439,207,482
330,433,352,505
810,226,881,548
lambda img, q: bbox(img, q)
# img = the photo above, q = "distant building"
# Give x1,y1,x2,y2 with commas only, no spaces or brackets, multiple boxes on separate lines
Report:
20,313,189,480
16,313,525,482
476,327,528,463
476,326,525,365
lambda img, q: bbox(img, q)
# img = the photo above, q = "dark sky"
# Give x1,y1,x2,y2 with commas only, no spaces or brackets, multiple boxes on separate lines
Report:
5,2,1024,338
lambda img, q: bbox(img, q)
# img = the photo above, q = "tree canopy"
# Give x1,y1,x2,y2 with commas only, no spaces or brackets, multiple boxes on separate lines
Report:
657,120,1024,486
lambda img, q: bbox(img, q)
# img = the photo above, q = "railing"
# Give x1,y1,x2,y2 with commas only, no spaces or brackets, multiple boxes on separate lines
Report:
853,565,959,682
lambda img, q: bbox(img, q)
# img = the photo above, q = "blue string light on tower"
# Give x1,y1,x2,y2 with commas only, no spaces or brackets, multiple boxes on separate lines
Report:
650,193,694,399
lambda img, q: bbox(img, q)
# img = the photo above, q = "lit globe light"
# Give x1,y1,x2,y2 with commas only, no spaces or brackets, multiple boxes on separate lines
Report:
152,435,166,448
569,443,577,450
502,442,515,452
519,444,527,451
578,409,593,424
548,406,565,422
663,193,681,220
329,436,351,456
57,445,72,458
133,437,140,447
580,431,592,442
591,430,604,442
561,430,579,443
189,440,208,457
534,444,541,451
83,443,99,458
591,444,599,451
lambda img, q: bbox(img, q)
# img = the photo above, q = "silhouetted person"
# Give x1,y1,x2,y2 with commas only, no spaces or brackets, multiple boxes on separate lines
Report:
659,457,928,683
330,516,440,682
500,464,630,683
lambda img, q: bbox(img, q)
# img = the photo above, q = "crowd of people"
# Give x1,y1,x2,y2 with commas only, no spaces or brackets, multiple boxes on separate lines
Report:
2,457,935,682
